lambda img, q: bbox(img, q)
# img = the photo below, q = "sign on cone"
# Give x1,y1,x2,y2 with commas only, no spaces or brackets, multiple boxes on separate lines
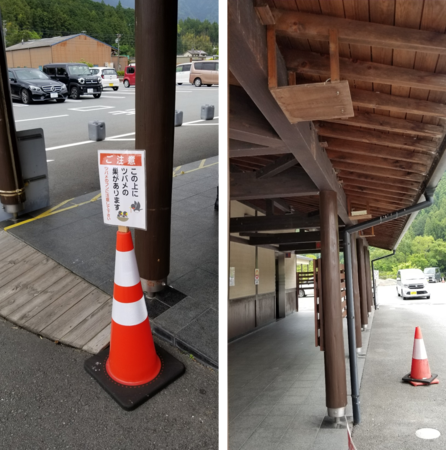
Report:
402,327,439,386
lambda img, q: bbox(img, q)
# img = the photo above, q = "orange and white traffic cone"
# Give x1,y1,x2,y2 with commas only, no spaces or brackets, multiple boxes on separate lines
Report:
402,327,439,386
106,229,161,385
84,229,185,410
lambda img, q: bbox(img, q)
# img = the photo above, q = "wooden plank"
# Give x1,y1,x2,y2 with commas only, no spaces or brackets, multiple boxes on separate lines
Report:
23,280,96,333
254,2,276,25
350,88,445,118
83,323,111,354
329,29,340,82
272,9,446,54
229,139,290,157
230,167,318,200
0,244,37,274
230,214,321,233
325,138,431,164
341,184,415,202
0,263,67,317
8,273,82,324
60,300,112,348
326,149,428,174
288,70,296,85
328,112,444,138
282,49,446,92
270,80,354,122
316,122,439,153
332,161,426,182
0,231,19,245
40,288,110,341
0,252,47,292
267,25,277,89
256,154,297,178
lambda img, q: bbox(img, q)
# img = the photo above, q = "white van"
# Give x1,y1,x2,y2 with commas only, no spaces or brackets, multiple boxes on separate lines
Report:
396,269,430,300
176,63,192,85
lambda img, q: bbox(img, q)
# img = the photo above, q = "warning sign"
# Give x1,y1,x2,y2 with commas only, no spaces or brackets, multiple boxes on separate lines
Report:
254,268,260,285
98,150,146,230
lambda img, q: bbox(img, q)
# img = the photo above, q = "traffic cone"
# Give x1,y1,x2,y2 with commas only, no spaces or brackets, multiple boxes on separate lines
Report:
402,327,439,386
84,229,185,410
106,229,161,385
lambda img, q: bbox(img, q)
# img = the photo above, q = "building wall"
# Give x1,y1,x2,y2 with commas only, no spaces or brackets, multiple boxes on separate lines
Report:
228,201,276,340
7,49,31,67
30,47,52,68
52,35,111,66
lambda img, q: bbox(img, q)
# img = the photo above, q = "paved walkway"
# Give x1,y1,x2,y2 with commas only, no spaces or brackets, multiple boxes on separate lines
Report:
1,157,218,367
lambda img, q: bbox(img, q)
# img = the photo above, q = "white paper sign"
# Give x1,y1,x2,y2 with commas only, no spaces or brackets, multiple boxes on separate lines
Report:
98,150,146,230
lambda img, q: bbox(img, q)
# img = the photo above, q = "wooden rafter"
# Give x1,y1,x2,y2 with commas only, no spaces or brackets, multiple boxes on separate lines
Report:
256,154,297,178
337,171,421,192
281,49,446,92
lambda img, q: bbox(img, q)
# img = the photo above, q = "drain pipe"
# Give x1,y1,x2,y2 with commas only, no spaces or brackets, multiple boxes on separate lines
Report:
371,250,395,310
344,189,434,426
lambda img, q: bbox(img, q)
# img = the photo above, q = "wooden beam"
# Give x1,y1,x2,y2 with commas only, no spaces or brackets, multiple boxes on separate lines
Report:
249,230,340,245
341,184,414,202
230,235,278,252
326,149,428,175
288,70,296,85
337,171,421,192
329,29,340,82
272,9,446,54
229,144,289,158
328,112,444,138
256,154,297,178
273,198,292,213
230,167,318,200
278,242,343,252
350,88,446,118
229,2,350,224
332,161,425,182
254,1,275,25
325,138,430,165
282,49,446,92
267,25,277,89
316,123,438,154
230,214,322,233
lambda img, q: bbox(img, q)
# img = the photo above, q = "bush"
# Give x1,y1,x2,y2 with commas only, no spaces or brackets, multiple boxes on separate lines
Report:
117,71,124,76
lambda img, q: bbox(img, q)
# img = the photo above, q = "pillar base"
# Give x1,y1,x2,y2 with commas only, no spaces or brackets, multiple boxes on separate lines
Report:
356,347,362,353
141,277,167,295
327,407,345,418
362,325,368,331
3,202,23,214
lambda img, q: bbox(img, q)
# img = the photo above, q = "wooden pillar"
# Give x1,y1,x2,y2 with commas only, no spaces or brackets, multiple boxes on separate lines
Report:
364,246,373,313
276,253,286,318
357,239,369,328
134,0,178,294
350,234,362,350
320,190,347,418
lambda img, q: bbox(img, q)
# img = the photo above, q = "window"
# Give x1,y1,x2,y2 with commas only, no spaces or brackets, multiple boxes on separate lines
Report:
90,69,99,75
8,70,15,80
44,67,56,76
57,67,67,76
202,62,215,71
194,62,203,70
127,66,135,74
103,69,116,76
183,64,191,72
176,66,183,72
215,63,219,71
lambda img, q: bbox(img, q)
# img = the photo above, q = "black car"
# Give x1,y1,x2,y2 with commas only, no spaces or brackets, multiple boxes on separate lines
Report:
8,68,68,104
43,63,102,99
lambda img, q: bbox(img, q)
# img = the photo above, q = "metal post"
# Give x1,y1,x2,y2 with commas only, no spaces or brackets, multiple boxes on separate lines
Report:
343,230,361,425
320,190,347,419
134,0,178,294
0,10,25,217
364,246,373,313
371,250,395,309
357,239,369,328
350,234,362,350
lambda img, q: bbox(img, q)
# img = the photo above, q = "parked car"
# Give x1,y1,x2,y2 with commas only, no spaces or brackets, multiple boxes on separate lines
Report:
176,63,191,85
189,60,219,87
123,64,136,88
396,269,430,300
89,67,119,91
424,267,441,283
8,68,68,104
42,63,102,99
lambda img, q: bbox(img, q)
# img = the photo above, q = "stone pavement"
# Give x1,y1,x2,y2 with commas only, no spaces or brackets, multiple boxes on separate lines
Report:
1,157,218,368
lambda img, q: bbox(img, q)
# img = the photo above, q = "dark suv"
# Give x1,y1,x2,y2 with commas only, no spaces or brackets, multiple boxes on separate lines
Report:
43,63,102,99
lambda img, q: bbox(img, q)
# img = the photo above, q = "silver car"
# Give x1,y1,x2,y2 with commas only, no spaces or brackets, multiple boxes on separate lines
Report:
396,268,430,300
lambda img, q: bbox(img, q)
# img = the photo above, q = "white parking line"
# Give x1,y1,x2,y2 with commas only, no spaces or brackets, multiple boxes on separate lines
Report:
13,103,29,107
183,123,218,126
68,105,115,112
100,96,126,99
16,115,69,123
65,99,83,103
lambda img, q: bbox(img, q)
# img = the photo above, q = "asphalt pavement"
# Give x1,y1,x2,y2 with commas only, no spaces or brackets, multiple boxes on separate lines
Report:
12,81,219,205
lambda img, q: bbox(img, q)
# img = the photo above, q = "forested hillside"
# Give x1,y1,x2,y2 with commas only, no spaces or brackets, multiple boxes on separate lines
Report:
370,173,446,278
0,0,218,57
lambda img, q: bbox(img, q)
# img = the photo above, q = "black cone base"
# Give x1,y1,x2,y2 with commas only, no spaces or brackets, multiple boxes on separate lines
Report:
402,372,438,385
84,343,185,410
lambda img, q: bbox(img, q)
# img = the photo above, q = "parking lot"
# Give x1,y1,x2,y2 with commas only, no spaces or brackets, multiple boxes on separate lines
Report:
12,82,219,205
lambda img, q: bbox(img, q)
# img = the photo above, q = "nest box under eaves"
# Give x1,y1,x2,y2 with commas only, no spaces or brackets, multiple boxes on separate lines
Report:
264,20,354,123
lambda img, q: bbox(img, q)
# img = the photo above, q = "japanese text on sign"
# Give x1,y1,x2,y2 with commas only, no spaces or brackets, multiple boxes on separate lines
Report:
98,150,146,230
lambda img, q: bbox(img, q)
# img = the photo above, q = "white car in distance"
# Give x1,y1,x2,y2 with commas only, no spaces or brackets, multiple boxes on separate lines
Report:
396,268,430,300
176,63,192,85
89,67,119,91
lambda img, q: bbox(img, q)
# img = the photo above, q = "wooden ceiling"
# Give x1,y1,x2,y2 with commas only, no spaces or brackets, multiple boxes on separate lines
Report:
229,0,446,251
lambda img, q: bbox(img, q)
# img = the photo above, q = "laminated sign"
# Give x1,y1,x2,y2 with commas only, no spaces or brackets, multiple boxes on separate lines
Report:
98,150,146,230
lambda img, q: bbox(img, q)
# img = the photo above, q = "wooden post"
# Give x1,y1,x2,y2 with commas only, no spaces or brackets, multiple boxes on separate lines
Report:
357,238,369,328
267,25,277,89
134,0,178,294
320,190,347,418
329,29,340,82
277,253,286,318
350,233,362,350
288,70,296,86
364,246,373,313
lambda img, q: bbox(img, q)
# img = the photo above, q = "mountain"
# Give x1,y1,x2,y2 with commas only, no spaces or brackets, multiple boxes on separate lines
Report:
91,0,219,22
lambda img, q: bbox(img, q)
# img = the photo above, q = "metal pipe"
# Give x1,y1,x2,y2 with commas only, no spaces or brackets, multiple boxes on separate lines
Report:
371,250,395,310
343,189,434,425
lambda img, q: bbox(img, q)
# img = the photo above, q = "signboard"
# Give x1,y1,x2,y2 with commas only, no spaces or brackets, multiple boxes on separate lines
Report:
254,268,260,285
98,150,146,230
229,267,235,287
